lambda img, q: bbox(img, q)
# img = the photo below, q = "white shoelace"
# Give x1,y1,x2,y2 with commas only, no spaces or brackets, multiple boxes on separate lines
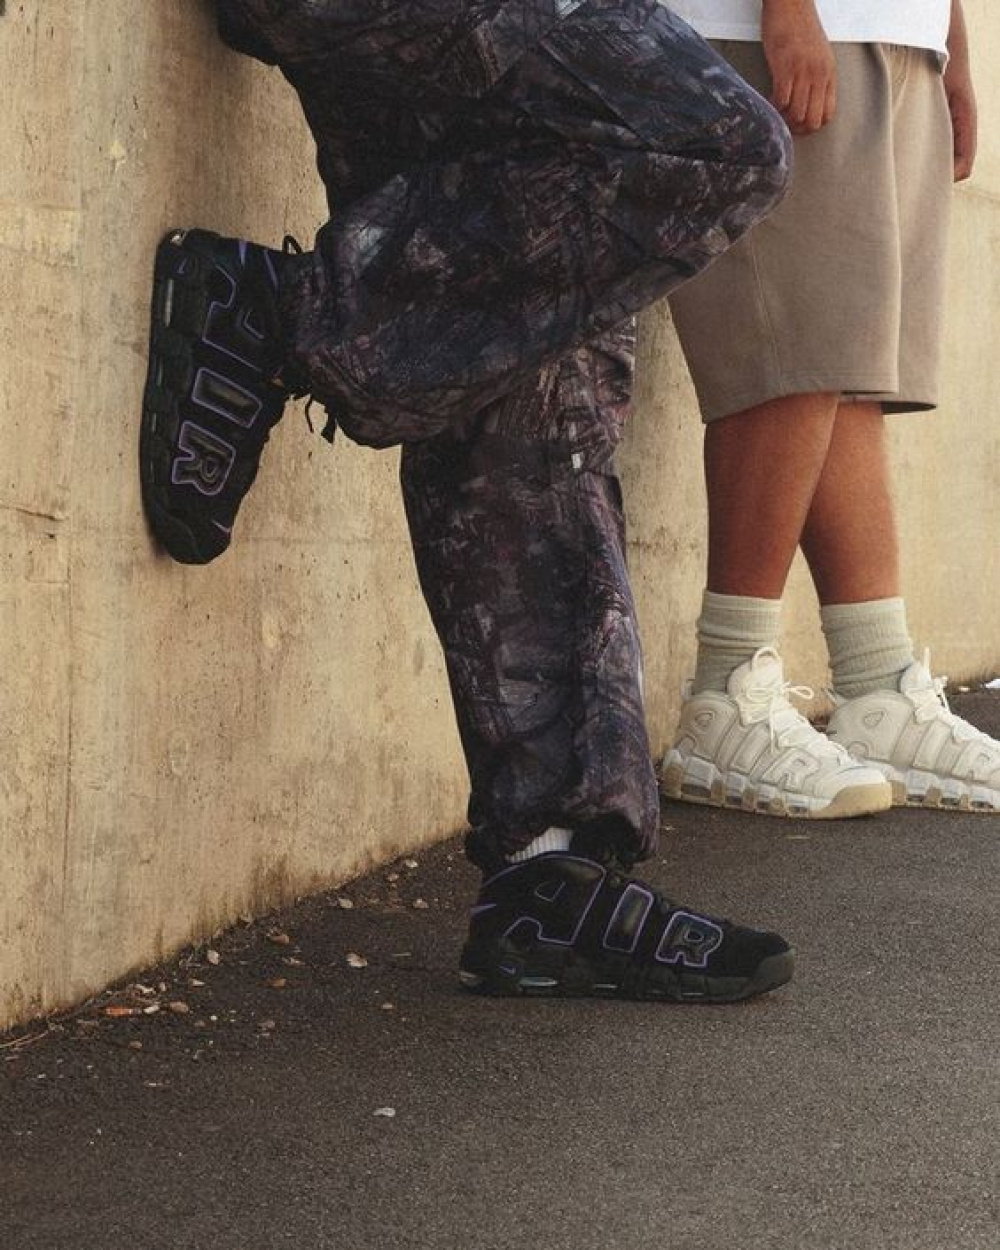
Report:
912,649,988,745
742,652,851,759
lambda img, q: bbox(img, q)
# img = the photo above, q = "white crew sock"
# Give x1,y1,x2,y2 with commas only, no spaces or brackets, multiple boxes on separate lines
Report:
692,591,783,694
821,597,915,698
507,826,573,863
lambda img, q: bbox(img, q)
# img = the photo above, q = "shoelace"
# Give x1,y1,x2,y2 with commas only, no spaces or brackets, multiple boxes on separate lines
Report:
742,651,853,759
911,649,985,744
273,236,337,442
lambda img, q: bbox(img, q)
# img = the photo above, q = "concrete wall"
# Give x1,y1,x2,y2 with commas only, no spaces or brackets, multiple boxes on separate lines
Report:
2,1,998,1031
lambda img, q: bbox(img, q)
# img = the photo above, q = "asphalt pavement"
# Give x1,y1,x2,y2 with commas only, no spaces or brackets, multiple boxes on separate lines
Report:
3,690,999,1250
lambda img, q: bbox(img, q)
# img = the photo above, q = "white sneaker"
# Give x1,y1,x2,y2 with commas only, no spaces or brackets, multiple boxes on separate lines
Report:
660,648,892,819
826,654,1000,812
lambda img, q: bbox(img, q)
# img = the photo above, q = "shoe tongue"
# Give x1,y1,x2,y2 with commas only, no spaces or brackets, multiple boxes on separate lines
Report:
899,659,934,696
728,649,784,699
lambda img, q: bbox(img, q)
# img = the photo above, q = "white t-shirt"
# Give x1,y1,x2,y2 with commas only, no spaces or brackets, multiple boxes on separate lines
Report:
668,2,950,55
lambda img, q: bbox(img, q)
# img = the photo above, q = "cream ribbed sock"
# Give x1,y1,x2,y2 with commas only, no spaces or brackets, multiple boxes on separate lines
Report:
507,826,573,863
821,597,915,698
692,591,783,694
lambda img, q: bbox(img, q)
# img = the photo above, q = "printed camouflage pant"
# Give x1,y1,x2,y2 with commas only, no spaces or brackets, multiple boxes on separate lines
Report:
216,0,791,868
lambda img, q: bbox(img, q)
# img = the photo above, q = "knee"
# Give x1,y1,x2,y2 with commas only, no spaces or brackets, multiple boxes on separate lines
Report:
737,91,794,218
216,2,280,64
693,89,791,255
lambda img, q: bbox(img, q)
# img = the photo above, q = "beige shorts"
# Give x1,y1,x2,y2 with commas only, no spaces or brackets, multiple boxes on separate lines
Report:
668,41,953,422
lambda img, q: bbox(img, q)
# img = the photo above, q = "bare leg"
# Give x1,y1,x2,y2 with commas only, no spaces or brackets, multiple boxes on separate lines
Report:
800,401,900,604
667,390,895,821
704,392,839,597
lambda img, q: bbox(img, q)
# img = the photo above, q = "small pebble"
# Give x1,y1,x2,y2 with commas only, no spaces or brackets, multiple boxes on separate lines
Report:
346,953,368,969
206,949,221,966
373,1107,396,1118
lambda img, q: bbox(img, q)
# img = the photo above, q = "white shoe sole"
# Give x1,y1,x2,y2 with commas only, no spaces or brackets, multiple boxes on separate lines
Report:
880,766,1000,812
660,754,893,820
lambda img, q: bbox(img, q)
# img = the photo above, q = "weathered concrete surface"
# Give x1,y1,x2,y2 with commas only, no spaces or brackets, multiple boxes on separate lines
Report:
2,2,999,1030
3,692,1000,1250
0,2,466,1030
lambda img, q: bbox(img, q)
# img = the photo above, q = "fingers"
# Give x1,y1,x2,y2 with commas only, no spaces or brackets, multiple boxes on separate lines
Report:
948,89,977,182
770,68,794,115
769,55,837,135
823,75,838,131
784,73,814,131
775,74,836,134
953,131,975,181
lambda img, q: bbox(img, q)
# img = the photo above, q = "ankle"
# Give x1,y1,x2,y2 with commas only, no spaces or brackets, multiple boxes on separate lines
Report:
822,597,914,698
506,827,573,864
692,591,782,694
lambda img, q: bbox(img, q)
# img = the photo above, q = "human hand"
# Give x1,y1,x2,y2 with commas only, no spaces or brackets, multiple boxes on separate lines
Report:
945,68,977,181
761,0,837,135
944,1,977,181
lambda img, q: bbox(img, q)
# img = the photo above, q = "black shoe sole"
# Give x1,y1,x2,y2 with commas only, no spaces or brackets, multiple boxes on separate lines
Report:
458,948,794,1004
140,229,228,564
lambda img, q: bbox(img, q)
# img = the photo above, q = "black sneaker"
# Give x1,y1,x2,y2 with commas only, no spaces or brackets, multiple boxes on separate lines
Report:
140,228,306,564
459,854,793,1003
